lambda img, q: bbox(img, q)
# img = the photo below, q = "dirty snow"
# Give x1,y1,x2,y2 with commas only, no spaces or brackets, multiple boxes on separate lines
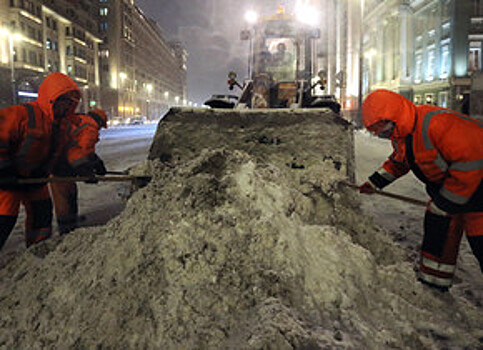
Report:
0,109,481,349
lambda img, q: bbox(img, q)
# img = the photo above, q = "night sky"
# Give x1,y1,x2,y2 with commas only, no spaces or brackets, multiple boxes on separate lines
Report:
135,0,291,105
136,0,212,37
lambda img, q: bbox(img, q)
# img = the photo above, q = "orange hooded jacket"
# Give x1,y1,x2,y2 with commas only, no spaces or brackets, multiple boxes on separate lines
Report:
0,73,80,179
58,109,106,169
362,90,482,213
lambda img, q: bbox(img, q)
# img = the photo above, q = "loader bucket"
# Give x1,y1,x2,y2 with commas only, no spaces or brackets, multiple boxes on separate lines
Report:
149,108,355,183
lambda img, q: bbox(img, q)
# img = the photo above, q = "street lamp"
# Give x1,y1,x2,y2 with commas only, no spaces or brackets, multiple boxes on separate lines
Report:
243,10,259,79
0,29,22,105
146,83,153,120
119,72,127,119
244,10,258,24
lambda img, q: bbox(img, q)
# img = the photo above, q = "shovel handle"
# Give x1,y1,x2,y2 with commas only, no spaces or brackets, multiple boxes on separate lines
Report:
340,181,427,207
2,175,149,184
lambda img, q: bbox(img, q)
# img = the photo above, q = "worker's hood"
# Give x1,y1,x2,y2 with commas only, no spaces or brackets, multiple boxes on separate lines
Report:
362,89,416,138
37,73,81,120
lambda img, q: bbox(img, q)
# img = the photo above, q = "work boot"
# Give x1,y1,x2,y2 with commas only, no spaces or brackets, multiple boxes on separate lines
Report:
57,215,78,235
417,277,450,293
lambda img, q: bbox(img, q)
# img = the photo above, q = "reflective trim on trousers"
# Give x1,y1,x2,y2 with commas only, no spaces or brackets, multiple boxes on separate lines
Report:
25,227,51,247
421,256,456,274
418,270,453,287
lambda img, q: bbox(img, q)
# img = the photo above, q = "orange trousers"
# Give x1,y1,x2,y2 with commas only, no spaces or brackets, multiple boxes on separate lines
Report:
50,182,79,235
419,210,483,289
0,186,52,248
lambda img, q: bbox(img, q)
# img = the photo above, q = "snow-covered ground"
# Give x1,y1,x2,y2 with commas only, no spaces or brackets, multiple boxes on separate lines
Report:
1,126,480,299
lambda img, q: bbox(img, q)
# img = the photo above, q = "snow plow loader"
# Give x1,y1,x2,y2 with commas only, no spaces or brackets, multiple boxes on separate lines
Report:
150,7,353,182
205,6,341,113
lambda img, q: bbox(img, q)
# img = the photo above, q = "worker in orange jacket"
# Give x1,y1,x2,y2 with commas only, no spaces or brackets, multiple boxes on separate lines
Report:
360,89,482,291
50,109,108,234
0,72,81,249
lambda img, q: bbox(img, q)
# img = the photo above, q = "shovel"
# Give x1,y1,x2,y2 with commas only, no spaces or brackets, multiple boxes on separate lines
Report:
339,181,427,207
1,175,152,188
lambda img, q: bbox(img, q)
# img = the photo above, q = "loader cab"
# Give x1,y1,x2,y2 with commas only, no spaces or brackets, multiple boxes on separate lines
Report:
252,17,313,84
205,8,340,113
242,13,339,111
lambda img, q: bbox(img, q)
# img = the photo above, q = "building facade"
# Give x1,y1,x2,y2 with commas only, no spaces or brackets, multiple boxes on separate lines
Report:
0,0,102,111
364,0,482,113
314,0,482,120
98,0,187,120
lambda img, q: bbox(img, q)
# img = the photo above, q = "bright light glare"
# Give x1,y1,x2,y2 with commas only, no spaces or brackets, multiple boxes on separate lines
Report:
295,3,319,26
244,10,258,24
364,49,376,59
0,28,23,41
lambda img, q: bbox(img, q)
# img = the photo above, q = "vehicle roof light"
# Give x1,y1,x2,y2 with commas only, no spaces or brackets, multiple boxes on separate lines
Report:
295,3,320,26
244,10,258,24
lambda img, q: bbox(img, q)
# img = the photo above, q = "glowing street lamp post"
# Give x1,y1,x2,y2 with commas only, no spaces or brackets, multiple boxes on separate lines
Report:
146,83,153,120
164,91,169,108
1,29,21,105
119,72,127,119
244,10,258,78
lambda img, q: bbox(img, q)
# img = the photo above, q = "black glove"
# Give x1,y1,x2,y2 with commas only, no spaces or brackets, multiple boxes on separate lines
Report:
72,154,106,183
91,154,106,175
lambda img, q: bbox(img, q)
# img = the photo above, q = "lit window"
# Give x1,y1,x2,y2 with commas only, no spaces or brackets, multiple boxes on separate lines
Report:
46,39,51,50
100,22,108,31
415,53,422,83
100,7,108,16
440,45,450,78
469,48,481,71
438,92,448,108
426,47,435,81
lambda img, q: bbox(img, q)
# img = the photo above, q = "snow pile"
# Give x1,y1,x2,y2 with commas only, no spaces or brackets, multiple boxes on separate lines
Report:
0,109,481,349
